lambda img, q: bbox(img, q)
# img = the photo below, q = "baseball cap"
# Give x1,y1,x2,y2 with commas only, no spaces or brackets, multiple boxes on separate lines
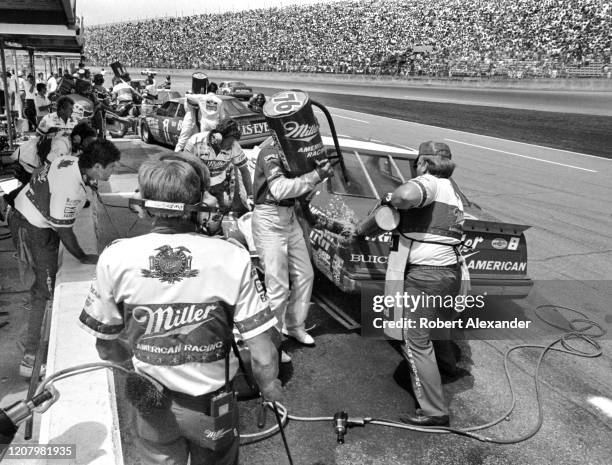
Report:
418,141,452,159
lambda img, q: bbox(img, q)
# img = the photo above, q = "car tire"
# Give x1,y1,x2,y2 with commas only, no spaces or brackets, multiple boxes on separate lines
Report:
141,122,153,143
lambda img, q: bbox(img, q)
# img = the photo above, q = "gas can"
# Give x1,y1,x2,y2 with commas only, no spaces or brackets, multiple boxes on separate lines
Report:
191,71,209,95
262,90,327,176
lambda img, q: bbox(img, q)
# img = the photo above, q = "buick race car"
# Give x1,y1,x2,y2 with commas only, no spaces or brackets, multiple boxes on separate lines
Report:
219,81,254,101
95,135,532,301
139,95,271,148
244,136,533,298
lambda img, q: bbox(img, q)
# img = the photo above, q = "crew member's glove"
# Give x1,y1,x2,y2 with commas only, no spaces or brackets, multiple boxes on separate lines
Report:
260,379,284,403
380,192,393,207
314,159,334,180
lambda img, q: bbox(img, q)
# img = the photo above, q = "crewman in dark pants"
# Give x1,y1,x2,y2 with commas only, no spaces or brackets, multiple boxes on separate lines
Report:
9,140,120,377
383,141,466,426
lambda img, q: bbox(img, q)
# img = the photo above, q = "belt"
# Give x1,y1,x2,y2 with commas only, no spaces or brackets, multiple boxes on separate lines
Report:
256,199,295,208
408,263,459,270
167,385,227,415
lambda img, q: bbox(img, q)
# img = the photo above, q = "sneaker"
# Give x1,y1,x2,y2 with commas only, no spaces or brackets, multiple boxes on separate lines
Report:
19,354,46,378
282,328,315,347
280,351,292,364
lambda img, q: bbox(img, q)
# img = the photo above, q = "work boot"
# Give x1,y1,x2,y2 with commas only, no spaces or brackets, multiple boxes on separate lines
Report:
399,409,449,427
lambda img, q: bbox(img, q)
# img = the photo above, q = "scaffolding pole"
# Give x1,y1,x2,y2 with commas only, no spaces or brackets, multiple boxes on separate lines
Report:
0,39,15,151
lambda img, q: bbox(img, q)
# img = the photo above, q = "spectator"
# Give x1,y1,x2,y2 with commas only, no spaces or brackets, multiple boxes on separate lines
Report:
83,0,611,78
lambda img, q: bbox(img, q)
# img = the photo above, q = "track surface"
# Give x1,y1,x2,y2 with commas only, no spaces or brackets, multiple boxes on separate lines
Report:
71,75,612,464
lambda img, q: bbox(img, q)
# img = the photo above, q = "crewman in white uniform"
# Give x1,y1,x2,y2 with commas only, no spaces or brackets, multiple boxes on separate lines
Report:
9,140,120,377
79,157,282,465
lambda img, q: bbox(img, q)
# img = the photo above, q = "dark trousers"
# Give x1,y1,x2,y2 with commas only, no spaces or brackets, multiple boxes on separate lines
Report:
401,265,460,417
24,99,37,131
133,389,239,465
8,209,59,355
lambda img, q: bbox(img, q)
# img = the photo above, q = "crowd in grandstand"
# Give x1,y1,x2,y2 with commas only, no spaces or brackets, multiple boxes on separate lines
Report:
85,0,611,78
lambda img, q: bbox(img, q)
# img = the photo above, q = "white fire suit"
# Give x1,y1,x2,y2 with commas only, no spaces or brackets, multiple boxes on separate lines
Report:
251,146,323,333
175,93,223,152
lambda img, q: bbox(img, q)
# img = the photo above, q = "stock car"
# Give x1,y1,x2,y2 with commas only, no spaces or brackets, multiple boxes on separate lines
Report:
244,136,533,299
218,81,254,101
139,95,271,148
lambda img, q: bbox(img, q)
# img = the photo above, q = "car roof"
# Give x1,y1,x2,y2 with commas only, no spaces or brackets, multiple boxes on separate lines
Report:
321,136,418,158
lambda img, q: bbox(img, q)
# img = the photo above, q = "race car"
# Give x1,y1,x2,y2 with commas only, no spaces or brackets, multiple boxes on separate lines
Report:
218,81,254,101
139,95,271,148
140,68,158,76
96,134,532,300
243,136,533,299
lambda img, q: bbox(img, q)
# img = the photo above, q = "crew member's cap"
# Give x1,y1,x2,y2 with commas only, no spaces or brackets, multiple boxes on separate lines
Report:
418,141,452,159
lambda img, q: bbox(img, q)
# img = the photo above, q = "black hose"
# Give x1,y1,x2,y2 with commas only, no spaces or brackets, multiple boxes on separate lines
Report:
272,402,294,465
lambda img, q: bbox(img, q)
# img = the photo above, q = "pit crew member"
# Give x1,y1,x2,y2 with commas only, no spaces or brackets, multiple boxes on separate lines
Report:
111,75,140,105
79,158,282,465
143,74,158,102
184,118,253,213
383,141,465,427
175,83,222,152
36,95,77,138
47,121,98,163
9,140,120,377
248,93,266,113
251,141,333,361
93,73,112,138
2,122,98,212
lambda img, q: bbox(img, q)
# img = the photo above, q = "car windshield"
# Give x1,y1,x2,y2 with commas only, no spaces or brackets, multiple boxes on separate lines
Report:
222,99,248,117
328,147,415,198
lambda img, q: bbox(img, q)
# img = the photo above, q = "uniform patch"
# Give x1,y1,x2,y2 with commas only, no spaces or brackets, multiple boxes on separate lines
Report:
142,245,199,283
57,158,75,169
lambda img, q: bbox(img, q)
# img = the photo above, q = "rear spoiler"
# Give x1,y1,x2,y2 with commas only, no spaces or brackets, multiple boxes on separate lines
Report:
464,219,531,235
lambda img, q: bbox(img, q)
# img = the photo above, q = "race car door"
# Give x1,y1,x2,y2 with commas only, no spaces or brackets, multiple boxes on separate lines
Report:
152,101,184,146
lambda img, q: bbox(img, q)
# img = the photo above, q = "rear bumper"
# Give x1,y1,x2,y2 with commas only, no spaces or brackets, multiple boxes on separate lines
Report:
337,270,533,298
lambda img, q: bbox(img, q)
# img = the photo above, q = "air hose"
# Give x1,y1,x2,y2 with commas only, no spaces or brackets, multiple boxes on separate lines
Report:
240,304,606,446
17,304,606,465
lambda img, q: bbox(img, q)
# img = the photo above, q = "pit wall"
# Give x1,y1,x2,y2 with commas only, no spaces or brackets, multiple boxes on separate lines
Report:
126,67,612,92
35,207,124,465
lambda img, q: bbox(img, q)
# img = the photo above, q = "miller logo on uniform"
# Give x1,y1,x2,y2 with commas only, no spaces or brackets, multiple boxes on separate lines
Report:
142,245,199,283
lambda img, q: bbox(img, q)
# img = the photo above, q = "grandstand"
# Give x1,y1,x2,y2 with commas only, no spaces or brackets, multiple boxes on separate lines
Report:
84,0,611,78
